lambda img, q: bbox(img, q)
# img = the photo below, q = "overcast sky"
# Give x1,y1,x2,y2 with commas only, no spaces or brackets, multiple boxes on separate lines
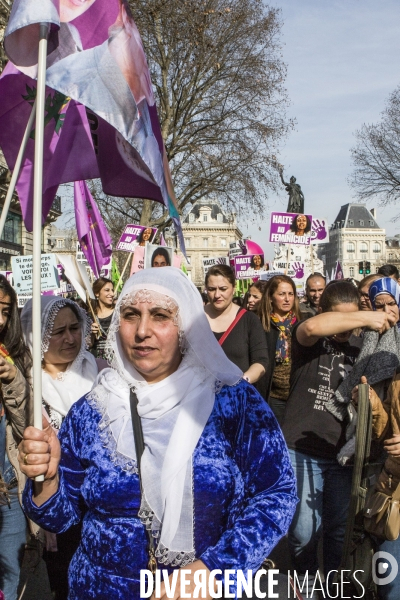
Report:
244,0,400,254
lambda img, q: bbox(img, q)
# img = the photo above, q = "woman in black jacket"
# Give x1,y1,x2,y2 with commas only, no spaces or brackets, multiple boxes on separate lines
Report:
204,265,268,385
259,275,302,424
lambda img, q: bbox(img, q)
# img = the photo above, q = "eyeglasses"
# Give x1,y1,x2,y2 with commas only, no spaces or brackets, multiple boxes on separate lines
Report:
375,301,397,310
359,292,369,299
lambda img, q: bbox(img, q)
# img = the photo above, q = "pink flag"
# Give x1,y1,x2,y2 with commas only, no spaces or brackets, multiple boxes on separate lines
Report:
74,181,112,278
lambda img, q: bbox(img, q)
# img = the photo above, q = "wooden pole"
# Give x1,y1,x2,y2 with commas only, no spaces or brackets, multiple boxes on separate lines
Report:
32,23,49,482
86,293,101,339
115,253,133,293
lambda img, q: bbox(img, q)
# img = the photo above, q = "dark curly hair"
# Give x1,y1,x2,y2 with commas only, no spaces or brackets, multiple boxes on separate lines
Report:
289,214,312,234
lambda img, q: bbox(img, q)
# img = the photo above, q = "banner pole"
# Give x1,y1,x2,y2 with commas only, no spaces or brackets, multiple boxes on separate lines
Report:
115,253,133,293
32,23,49,482
0,101,36,240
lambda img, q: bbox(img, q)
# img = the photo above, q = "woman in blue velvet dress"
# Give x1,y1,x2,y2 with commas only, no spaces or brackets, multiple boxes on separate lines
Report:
19,267,297,600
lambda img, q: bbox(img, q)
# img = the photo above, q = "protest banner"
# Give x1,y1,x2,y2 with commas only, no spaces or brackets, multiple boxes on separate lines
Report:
234,255,266,280
272,261,306,281
311,217,329,244
130,246,145,275
260,271,285,281
202,257,230,274
144,245,174,269
229,241,246,259
17,294,32,309
116,225,157,252
269,212,313,245
12,253,59,294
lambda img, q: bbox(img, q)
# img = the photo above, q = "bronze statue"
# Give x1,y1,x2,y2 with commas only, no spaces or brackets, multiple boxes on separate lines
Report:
278,167,305,214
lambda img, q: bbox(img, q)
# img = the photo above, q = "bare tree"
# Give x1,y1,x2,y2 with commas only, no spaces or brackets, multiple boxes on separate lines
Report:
1,0,293,239
0,1,12,72
99,0,292,235
350,85,400,208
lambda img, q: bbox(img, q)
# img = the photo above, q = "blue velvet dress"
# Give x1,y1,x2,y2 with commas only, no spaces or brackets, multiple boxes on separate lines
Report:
23,380,297,599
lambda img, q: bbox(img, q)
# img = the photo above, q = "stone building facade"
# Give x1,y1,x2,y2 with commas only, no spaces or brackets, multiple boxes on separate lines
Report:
320,203,386,279
385,235,400,273
181,198,242,288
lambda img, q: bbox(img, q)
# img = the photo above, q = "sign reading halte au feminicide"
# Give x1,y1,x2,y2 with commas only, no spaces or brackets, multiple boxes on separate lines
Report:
116,225,157,252
202,256,229,274
11,254,60,294
269,212,313,245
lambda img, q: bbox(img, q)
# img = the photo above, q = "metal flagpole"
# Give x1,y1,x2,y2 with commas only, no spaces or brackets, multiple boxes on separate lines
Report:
0,101,36,240
32,23,49,482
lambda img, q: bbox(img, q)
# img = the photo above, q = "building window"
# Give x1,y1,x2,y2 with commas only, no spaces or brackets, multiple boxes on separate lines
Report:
389,253,394,260
203,214,208,222
373,242,381,253
348,219,354,226
349,267,354,277
189,213,195,223
203,238,208,248
217,213,223,223
186,256,191,265
57,239,64,249
347,242,355,253
369,220,374,226
1,212,22,245
184,237,191,248
359,220,364,226
220,238,227,247
360,242,368,253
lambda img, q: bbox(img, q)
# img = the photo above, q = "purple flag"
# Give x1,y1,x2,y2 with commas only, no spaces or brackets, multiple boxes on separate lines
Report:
2,0,185,253
334,261,344,280
74,180,112,278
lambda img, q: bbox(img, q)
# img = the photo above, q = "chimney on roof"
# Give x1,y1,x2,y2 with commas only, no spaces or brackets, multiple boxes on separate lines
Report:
370,208,377,220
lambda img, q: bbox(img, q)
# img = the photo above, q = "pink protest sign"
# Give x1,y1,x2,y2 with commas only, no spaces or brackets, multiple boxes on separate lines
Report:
269,212,313,245
117,225,157,252
234,255,265,280
130,246,145,275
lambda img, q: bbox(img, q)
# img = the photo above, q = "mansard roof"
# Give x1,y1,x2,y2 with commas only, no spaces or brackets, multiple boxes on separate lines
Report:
331,203,381,229
183,198,229,224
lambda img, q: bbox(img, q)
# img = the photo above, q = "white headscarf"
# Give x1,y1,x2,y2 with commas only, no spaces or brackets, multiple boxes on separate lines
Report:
90,267,242,566
21,297,99,419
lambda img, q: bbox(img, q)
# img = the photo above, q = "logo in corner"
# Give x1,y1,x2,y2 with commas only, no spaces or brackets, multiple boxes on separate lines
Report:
372,551,398,586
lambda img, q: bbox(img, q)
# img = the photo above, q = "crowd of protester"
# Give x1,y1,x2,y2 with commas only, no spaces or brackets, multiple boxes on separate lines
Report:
1,263,400,599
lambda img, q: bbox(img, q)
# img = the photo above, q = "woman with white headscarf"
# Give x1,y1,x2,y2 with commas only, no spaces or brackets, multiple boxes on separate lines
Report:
21,297,101,430
19,268,297,600
21,296,103,599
